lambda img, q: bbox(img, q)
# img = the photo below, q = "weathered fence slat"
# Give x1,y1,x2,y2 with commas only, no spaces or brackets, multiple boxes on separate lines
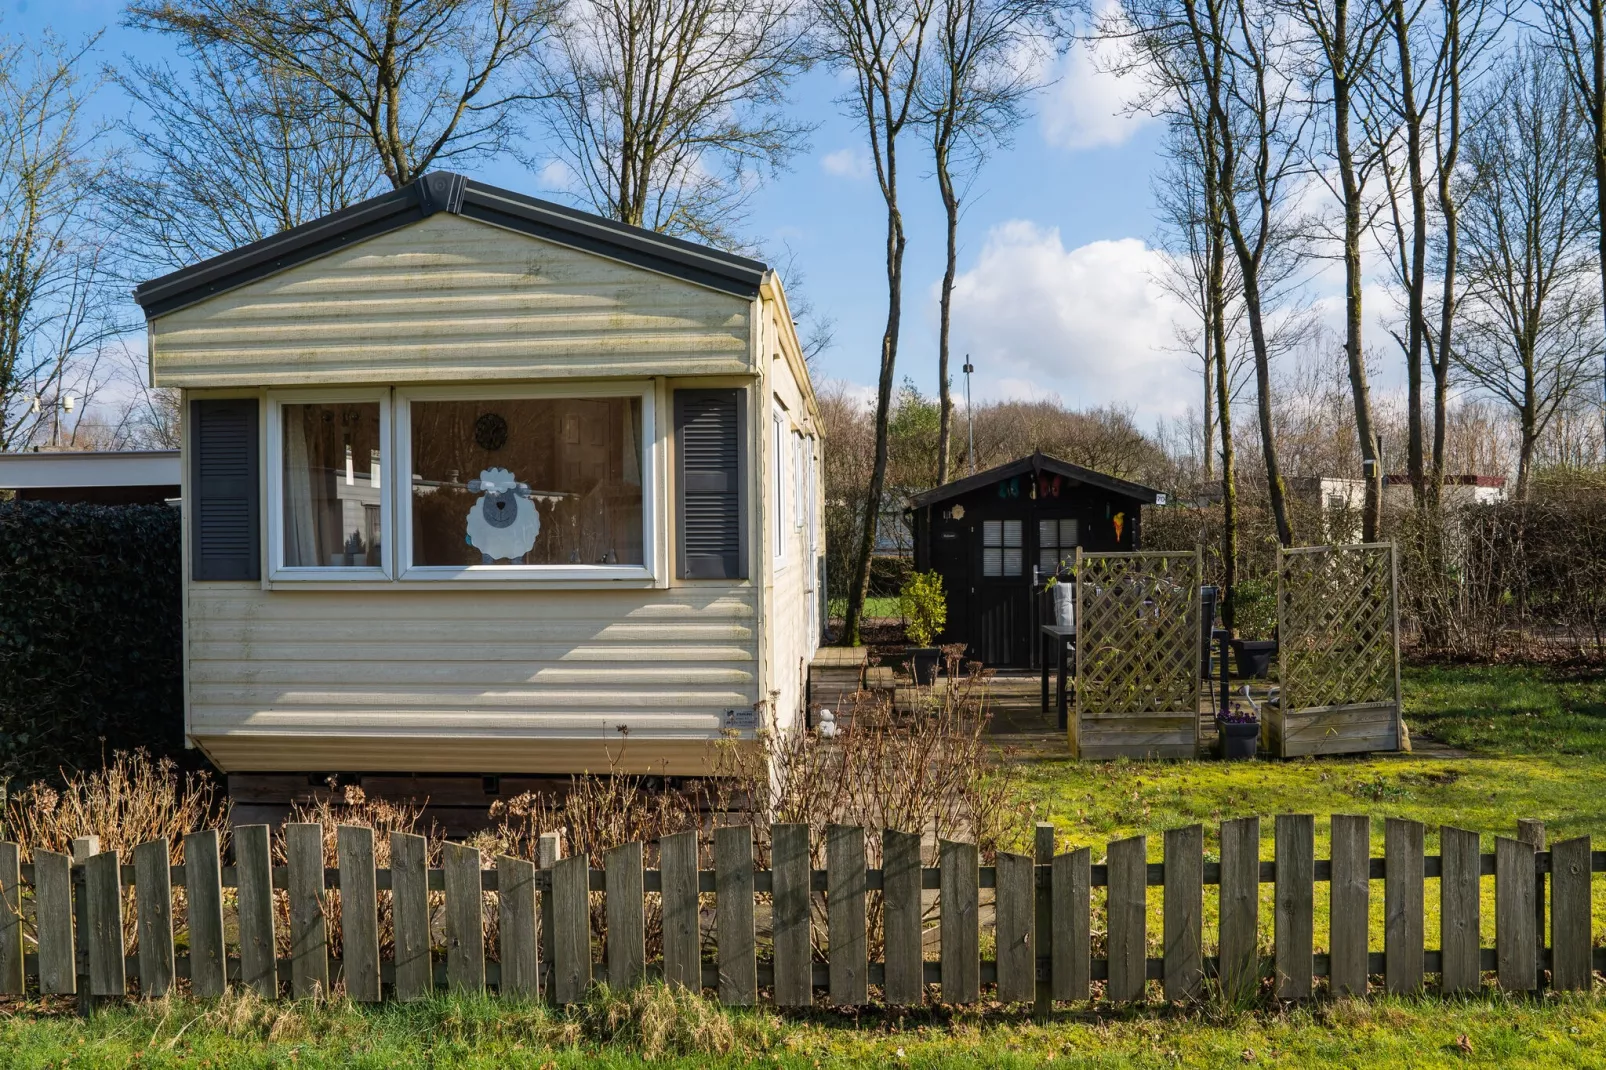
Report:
1163,825,1202,1001
133,839,175,998
538,832,560,999
1549,836,1592,992
1274,815,1313,1000
35,851,74,994
338,826,381,1002
995,852,1035,1003
661,831,700,990
551,854,591,1003
390,831,432,1001
236,824,278,997
1107,836,1148,1002
1439,825,1481,994
184,830,226,998
772,824,812,1006
1218,817,1259,1002
881,829,923,1006
714,826,755,1005
84,850,125,997
443,842,485,993
498,854,539,998
827,824,868,1006
1034,824,1055,1015
286,823,329,998
1051,847,1090,1002
72,836,97,1009
939,839,980,1004
1495,836,1536,992
1517,819,1546,973
1384,818,1424,994
0,842,24,994
1329,815,1370,996
606,841,645,991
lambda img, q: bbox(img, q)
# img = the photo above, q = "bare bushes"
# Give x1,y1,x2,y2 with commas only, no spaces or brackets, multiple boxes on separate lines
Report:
2,749,228,861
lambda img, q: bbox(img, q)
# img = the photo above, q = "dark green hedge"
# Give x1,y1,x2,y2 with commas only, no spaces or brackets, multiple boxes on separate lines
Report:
0,501,183,782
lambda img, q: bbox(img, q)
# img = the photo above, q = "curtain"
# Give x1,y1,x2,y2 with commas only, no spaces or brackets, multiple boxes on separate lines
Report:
283,407,319,566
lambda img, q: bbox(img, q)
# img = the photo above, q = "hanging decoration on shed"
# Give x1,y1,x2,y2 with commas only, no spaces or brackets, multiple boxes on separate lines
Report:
474,412,509,451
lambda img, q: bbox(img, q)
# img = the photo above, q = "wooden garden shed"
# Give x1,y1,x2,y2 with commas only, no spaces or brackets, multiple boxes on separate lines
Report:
132,171,824,798
909,453,1160,667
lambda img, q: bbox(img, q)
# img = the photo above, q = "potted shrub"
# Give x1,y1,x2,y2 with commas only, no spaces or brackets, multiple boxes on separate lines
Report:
1227,579,1277,679
899,570,947,684
1215,707,1259,760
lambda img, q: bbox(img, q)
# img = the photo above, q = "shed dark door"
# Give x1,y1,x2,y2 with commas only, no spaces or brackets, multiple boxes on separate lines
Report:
930,517,970,651
971,518,1031,668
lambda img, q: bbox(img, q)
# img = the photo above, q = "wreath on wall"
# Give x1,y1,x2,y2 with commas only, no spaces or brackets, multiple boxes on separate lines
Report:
475,412,509,451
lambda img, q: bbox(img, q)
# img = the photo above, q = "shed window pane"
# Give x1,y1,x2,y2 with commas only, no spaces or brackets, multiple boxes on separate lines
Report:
1003,548,1022,575
282,401,382,568
1061,519,1079,545
1002,520,1022,547
982,519,1022,576
983,520,1002,547
983,547,1002,576
409,397,643,566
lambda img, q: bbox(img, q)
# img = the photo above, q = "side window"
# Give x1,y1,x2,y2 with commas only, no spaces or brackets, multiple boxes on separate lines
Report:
982,519,1022,577
772,410,786,560
1038,518,1079,573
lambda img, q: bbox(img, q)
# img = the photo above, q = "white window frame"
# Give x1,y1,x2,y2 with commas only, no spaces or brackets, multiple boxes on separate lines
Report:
772,408,786,562
394,381,659,583
266,387,395,582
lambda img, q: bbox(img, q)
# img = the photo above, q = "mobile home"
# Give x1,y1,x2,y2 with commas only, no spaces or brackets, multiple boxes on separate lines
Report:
133,172,823,792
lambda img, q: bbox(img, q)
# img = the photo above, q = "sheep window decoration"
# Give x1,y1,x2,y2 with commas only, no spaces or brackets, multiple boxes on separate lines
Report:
465,467,542,563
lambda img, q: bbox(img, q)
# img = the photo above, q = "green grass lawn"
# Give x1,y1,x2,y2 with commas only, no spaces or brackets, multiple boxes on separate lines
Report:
826,595,902,620
5,988,1606,1069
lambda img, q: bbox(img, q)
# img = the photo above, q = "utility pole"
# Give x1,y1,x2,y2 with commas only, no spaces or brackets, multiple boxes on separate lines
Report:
962,357,976,476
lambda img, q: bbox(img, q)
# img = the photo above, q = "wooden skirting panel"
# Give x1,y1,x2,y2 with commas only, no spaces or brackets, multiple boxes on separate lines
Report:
1072,713,1197,760
1268,702,1400,758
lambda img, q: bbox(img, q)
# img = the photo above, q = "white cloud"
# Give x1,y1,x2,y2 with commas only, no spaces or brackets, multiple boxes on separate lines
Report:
948,221,1196,422
821,147,872,179
1039,11,1155,150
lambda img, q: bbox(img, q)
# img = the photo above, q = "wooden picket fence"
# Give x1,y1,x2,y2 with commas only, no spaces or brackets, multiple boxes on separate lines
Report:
0,816,1601,1006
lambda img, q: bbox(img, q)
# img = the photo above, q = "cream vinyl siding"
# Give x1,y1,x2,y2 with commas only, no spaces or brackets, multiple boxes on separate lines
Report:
150,214,752,388
185,583,757,774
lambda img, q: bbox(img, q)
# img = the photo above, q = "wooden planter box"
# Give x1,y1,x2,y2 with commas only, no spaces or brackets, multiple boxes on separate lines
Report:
1266,700,1401,757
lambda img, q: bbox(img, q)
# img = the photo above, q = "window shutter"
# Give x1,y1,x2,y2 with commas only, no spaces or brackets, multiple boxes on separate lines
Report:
190,398,260,581
675,389,746,579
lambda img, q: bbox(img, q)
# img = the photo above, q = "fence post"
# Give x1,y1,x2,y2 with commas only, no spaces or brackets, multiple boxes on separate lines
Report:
390,832,432,1001
661,831,700,991
538,831,561,1000
133,839,175,998
1549,836,1592,992
1329,815,1370,996
1517,819,1546,986
338,826,381,1003
1496,836,1537,992
1218,817,1259,1003
827,824,868,1006
1384,819,1425,994
881,829,923,1006
714,827,755,1005
1034,823,1055,1017
606,841,645,991
1163,825,1203,1001
939,839,980,1004
183,830,226,998
71,836,97,1013
1107,836,1147,1003
286,823,329,999
1051,846,1090,1002
0,842,23,994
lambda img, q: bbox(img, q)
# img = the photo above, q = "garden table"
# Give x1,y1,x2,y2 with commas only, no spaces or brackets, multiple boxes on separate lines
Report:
1039,624,1077,729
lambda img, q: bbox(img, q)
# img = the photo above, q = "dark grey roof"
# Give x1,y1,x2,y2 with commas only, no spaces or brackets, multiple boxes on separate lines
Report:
132,171,770,318
908,452,1161,508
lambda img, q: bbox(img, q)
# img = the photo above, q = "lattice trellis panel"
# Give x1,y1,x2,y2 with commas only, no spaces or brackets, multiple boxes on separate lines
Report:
1278,544,1399,712
1074,551,1201,719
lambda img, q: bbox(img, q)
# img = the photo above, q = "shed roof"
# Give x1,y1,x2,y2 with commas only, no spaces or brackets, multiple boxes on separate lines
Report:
0,449,181,490
908,452,1162,508
132,171,770,318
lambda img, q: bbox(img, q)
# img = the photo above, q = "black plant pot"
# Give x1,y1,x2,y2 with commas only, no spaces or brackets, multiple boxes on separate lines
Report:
1216,719,1259,759
1231,638,1277,679
906,647,941,685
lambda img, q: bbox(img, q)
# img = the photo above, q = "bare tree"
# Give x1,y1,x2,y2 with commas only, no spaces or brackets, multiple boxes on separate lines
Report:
1287,0,1391,540
0,33,124,451
1455,46,1602,500
127,0,553,188
920,0,1069,484
815,0,935,645
537,0,811,246
106,48,382,274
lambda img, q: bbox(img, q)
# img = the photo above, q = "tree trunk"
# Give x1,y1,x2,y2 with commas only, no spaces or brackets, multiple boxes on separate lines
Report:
1591,0,1606,408
1210,220,1236,632
1394,0,1428,502
935,140,959,486
1202,327,1216,483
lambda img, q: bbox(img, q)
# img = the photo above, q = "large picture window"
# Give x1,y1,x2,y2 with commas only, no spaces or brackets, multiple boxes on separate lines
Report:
272,396,389,576
404,394,646,573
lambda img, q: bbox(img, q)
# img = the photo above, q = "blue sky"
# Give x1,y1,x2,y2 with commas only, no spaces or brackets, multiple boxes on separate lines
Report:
9,0,1216,427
